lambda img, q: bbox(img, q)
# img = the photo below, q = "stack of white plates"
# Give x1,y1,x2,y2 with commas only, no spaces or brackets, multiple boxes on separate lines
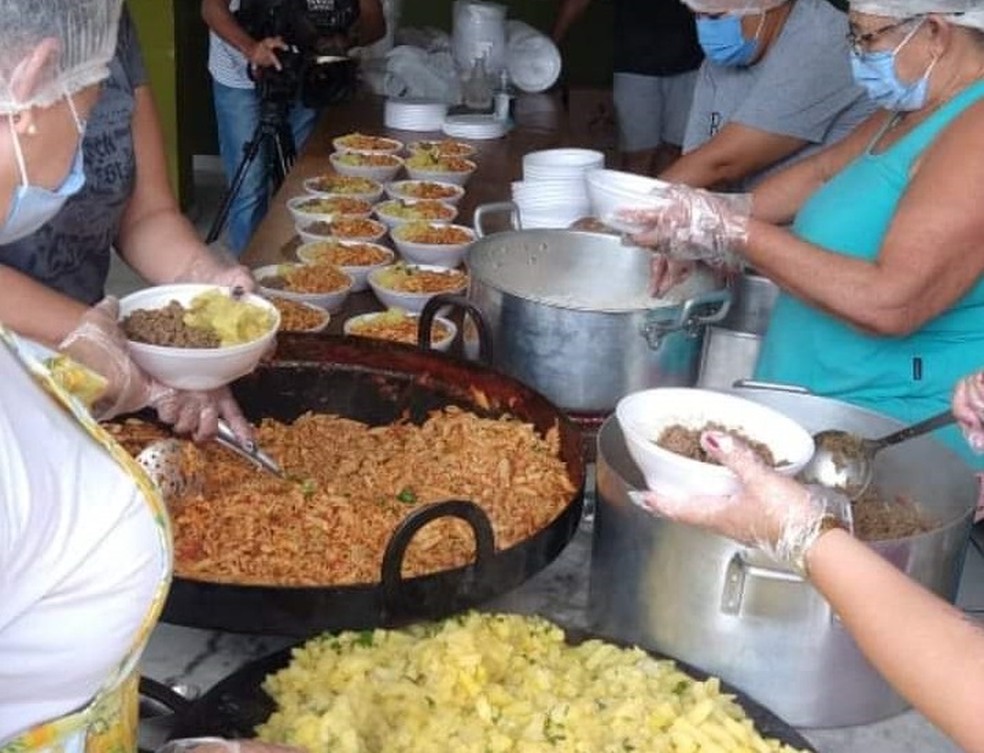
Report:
512,148,604,228
442,114,510,140
384,98,448,132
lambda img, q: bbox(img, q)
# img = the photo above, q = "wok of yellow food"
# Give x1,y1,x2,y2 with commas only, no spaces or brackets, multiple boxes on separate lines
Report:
183,289,276,346
373,263,468,294
257,612,807,753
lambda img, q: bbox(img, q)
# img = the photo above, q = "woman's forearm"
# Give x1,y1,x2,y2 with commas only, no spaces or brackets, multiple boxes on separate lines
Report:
0,266,88,345
806,530,984,752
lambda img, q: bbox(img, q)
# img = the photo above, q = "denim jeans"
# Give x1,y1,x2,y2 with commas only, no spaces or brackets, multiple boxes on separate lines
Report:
211,81,320,255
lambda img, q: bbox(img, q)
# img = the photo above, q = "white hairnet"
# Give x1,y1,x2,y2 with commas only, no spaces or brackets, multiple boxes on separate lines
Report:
850,0,984,31
680,0,790,15
0,0,123,114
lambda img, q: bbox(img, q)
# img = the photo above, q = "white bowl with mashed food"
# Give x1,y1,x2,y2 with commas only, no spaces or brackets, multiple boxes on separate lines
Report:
119,283,279,391
367,262,469,313
615,387,814,497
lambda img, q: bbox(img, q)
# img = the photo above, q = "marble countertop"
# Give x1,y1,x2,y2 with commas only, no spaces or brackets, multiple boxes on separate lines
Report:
141,493,983,753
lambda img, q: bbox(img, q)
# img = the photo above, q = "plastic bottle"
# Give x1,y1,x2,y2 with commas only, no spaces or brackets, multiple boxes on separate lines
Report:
463,55,493,111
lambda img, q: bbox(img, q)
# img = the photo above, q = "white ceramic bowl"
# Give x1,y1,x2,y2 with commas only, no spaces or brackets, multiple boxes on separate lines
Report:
329,150,404,183
367,263,469,313
385,179,465,206
585,168,673,233
373,199,457,228
405,158,477,187
302,174,384,203
615,387,815,498
390,223,476,268
118,283,279,391
332,133,404,155
295,240,396,292
523,148,604,178
253,263,354,313
406,139,478,159
342,311,457,352
269,298,332,333
286,195,373,227
295,217,389,245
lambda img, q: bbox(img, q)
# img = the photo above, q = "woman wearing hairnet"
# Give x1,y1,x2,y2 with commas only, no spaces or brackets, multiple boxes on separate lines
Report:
631,369,984,750
0,4,292,753
0,3,256,443
632,0,984,471
659,0,876,189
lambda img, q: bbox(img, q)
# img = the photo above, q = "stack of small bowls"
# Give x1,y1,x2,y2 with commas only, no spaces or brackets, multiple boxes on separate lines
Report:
511,148,604,229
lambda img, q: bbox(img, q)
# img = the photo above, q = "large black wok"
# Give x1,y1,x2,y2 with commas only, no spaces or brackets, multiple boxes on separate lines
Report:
167,621,816,752
160,334,585,637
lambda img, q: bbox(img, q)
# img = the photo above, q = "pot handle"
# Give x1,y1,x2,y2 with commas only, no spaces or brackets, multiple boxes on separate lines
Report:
732,379,812,395
473,201,521,238
640,288,732,351
720,550,837,624
380,499,497,619
420,294,494,366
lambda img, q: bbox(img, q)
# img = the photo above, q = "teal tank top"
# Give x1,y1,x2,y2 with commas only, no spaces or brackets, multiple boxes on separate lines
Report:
755,80,984,469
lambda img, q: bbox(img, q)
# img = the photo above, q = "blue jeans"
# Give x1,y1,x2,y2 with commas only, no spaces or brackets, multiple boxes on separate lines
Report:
211,81,320,255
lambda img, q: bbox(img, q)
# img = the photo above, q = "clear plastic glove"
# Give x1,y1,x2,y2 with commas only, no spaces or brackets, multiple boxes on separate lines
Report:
152,386,254,445
615,184,752,268
156,737,301,753
630,431,853,575
59,297,171,420
170,248,256,295
953,370,984,453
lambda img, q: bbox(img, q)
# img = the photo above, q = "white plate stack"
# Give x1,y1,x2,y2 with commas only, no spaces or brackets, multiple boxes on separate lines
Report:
384,98,449,132
442,113,510,140
512,148,604,229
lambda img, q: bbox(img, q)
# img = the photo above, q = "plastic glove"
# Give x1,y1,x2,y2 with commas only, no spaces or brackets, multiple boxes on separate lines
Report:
630,431,853,575
151,386,254,445
156,738,301,753
170,247,256,295
59,297,171,419
952,370,984,453
616,184,752,268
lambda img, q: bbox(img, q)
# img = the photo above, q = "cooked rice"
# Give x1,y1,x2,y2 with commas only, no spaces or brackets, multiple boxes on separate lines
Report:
302,241,392,267
395,222,473,245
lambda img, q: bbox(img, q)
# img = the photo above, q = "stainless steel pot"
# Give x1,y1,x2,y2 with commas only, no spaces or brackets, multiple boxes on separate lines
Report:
698,273,779,391
589,384,977,728
464,203,731,413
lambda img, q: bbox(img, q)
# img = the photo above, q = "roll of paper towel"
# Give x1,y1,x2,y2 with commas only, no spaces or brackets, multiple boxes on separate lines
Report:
506,20,562,93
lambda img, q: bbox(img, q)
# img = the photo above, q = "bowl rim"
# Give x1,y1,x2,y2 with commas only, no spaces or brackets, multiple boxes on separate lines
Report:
252,262,356,296
286,194,374,213
615,387,815,478
329,150,405,168
269,297,332,333
331,134,405,153
406,139,477,156
404,156,477,174
301,174,384,195
385,179,466,200
119,283,280,357
342,310,458,347
294,239,396,270
374,198,457,222
391,222,476,247
367,262,469,296
294,217,389,242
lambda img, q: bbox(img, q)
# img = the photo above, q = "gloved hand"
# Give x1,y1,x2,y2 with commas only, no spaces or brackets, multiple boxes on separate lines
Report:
152,386,254,445
630,431,853,575
953,370,984,453
613,184,752,268
170,247,256,295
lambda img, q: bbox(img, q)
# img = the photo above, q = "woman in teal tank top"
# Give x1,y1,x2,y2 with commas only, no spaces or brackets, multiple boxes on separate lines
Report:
638,7,984,470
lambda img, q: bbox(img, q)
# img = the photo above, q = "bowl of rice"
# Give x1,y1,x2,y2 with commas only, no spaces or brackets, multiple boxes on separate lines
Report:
286,195,372,227
269,297,331,333
330,150,404,182
302,173,384,202
406,139,477,159
295,217,389,245
385,179,465,205
332,132,404,155
343,308,457,352
367,262,469,313
404,152,476,186
253,262,355,313
295,239,395,292
390,221,476,267
373,199,457,228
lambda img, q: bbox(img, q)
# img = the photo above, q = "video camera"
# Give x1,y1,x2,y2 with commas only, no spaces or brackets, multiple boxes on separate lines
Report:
237,0,358,108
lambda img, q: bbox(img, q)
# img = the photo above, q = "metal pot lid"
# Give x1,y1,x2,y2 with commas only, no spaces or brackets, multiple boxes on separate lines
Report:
466,229,718,313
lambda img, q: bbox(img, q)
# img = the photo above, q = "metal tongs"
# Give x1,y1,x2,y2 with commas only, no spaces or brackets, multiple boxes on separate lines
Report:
214,419,286,479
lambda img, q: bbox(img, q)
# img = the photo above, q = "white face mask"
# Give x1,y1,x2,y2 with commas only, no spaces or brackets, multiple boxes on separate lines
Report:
0,93,87,245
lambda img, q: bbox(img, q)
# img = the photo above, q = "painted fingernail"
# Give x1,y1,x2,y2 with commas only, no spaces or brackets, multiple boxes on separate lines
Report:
702,430,734,454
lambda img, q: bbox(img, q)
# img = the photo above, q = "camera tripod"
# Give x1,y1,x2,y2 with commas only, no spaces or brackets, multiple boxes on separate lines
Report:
205,94,298,245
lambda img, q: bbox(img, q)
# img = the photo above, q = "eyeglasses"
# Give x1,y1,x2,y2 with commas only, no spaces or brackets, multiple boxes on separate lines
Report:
846,16,921,55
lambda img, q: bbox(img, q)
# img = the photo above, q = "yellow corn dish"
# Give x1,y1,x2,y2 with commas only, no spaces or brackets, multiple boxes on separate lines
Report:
183,289,275,346
257,612,807,753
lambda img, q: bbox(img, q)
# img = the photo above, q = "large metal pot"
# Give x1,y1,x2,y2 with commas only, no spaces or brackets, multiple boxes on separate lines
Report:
589,384,977,728
463,202,731,415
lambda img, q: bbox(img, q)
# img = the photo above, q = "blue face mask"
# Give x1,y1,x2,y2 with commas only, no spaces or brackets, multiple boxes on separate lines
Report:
850,19,937,112
696,13,765,67
0,94,87,245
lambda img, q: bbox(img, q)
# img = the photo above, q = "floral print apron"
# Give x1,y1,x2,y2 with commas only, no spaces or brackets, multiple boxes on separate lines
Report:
0,329,173,753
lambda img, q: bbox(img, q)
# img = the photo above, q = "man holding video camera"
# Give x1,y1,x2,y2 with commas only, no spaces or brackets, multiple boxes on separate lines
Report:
202,0,385,255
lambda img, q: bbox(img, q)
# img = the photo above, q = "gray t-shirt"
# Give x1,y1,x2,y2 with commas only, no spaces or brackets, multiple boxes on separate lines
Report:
682,0,876,188
0,8,147,305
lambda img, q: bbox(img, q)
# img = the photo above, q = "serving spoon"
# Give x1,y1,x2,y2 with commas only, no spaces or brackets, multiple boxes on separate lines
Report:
799,408,956,499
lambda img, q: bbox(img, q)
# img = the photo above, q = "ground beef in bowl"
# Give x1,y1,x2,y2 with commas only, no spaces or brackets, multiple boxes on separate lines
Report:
123,301,220,348
655,422,777,467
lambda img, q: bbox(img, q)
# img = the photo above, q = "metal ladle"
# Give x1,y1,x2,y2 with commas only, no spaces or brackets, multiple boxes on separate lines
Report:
800,408,956,499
